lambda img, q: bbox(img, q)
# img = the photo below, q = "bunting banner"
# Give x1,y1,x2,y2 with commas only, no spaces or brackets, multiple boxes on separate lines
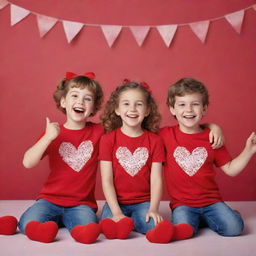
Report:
1,1,255,47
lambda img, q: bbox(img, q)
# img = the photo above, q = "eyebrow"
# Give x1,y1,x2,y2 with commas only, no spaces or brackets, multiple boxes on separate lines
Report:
69,90,94,97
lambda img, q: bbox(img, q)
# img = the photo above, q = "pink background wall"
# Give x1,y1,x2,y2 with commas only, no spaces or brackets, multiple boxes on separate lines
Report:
1,0,256,201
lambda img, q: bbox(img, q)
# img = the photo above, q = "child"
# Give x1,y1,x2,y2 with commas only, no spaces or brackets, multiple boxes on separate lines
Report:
98,80,193,243
16,72,104,243
159,77,256,237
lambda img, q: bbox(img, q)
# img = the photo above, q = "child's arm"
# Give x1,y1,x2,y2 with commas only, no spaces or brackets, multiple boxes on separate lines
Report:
100,160,126,222
220,132,256,177
23,118,60,168
146,162,163,225
203,123,224,149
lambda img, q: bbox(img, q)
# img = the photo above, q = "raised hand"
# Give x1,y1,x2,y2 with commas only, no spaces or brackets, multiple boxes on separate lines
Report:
45,117,60,141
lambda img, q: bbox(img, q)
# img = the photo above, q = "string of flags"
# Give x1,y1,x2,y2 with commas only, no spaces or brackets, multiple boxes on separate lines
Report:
0,0,255,47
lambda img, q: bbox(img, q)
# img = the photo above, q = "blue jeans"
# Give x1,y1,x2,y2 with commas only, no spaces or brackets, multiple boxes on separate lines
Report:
172,202,244,236
18,199,97,234
100,201,155,234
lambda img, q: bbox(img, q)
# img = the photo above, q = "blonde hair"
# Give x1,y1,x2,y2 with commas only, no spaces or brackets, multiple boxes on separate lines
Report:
101,81,161,133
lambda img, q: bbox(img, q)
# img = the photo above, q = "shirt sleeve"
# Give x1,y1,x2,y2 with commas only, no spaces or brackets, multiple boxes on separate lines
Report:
98,132,114,161
151,135,166,163
214,145,232,167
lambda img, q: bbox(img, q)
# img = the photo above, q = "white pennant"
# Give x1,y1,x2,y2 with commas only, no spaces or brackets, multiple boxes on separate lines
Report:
157,25,177,47
63,21,84,43
130,26,150,47
0,0,8,9
11,4,30,26
189,20,210,43
36,14,58,37
225,10,244,34
101,25,122,47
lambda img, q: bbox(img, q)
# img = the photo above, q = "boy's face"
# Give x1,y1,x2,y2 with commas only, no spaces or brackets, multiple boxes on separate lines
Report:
170,93,207,133
60,86,94,127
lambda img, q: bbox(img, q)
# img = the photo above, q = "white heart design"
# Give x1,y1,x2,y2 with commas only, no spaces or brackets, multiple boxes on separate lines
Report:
173,146,208,176
116,147,149,177
59,141,93,172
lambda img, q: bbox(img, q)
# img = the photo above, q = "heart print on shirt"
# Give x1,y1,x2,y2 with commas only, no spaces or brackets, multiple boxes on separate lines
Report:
173,146,208,177
116,147,149,177
59,141,93,172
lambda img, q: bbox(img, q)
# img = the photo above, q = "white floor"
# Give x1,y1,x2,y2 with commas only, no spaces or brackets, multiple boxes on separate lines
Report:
0,200,256,256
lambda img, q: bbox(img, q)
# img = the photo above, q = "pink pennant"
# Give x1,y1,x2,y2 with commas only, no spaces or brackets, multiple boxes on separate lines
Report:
156,25,177,47
36,14,58,37
63,20,84,43
101,25,122,47
225,10,244,34
130,26,150,47
253,5,256,11
189,20,210,43
11,4,30,26
0,0,8,9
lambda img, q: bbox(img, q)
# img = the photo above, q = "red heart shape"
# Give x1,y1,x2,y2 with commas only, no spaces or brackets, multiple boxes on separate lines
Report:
146,220,174,243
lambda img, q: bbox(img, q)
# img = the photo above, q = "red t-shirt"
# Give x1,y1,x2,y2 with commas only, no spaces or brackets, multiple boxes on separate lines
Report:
99,128,165,204
159,125,232,209
37,122,104,210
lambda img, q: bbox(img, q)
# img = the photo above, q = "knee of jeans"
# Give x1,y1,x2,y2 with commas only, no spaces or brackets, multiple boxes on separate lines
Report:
218,217,244,236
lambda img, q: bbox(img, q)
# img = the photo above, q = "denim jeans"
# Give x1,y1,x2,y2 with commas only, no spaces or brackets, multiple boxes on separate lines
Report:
100,201,155,234
172,202,244,236
18,199,97,234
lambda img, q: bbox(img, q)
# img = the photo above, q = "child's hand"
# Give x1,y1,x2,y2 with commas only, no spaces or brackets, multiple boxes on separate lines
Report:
45,117,60,141
209,125,224,149
112,213,126,222
145,211,163,225
245,132,256,154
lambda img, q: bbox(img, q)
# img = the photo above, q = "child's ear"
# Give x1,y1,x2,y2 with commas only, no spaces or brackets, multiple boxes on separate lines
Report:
60,97,66,109
202,105,208,115
169,106,176,116
115,108,120,116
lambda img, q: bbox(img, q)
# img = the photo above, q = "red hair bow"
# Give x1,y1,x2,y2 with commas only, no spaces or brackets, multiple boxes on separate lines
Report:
140,81,152,94
66,72,96,80
123,78,151,93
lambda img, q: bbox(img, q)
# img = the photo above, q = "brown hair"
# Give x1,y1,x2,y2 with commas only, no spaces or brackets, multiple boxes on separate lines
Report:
167,77,209,107
53,75,103,116
101,81,161,133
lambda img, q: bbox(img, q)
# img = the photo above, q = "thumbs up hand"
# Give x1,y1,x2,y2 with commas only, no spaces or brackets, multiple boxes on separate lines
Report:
45,117,60,141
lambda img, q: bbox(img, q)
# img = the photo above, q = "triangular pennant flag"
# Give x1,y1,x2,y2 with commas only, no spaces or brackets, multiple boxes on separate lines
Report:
189,20,210,43
101,25,122,47
130,26,150,47
156,25,177,47
0,0,8,9
36,14,58,37
11,4,30,26
63,20,84,43
225,10,244,34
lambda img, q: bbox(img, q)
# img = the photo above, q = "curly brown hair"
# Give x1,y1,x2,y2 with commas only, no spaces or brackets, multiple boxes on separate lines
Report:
101,81,161,133
53,75,103,116
167,77,209,107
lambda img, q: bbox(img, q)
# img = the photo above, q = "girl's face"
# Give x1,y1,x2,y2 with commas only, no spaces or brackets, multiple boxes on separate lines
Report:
170,92,207,133
60,86,94,129
115,88,149,133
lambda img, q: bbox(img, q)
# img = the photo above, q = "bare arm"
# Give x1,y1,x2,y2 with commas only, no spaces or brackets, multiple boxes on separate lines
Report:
146,162,163,225
203,123,224,149
220,132,256,176
23,118,60,168
100,160,126,222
